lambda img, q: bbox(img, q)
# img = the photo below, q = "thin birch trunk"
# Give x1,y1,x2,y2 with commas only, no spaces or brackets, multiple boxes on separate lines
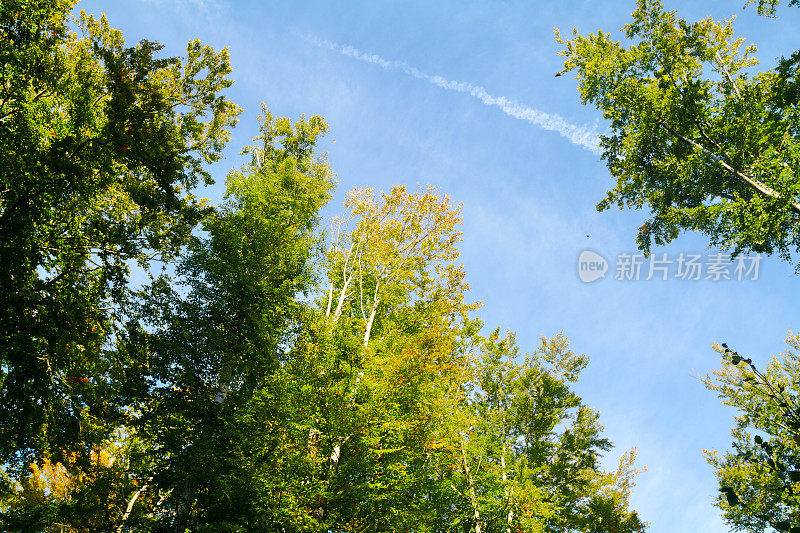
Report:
115,482,149,533
363,295,379,348
501,442,513,533
315,435,352,520
460,437,482,533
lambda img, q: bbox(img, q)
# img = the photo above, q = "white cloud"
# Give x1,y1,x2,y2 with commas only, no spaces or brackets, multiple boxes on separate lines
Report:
304,35,602,154
138,0,226,16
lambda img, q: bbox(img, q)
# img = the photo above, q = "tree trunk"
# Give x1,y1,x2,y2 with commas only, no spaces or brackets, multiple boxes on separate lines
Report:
460,437,482,533
325,281,334,317
501,443,513,533
332,275,352,320
115,482,149,533
363,297,379,347
315,435,352,520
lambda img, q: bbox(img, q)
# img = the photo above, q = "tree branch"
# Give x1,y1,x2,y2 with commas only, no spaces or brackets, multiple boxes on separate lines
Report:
115,480,150,533
658,119,800,216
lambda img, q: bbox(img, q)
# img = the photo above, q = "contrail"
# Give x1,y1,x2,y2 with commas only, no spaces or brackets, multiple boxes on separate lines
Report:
305,35,601,154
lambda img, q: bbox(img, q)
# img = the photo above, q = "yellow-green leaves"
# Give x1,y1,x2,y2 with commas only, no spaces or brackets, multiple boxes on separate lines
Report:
705,335,800,530
557,0,800,262
325,184,475,347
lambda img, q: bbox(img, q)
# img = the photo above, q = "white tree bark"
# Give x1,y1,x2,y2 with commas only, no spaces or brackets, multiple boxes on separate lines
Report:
115,482,149,533
460,436,482,533
315,434,352,520
501,441,513,533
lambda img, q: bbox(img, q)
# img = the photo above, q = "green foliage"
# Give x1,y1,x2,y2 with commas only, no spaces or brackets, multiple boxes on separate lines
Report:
705,336,800,532
556,0,800,263
234,183,482,531
748,0,800,17
0,0,240,472
1,4,647,531
448,330,646,533
1,429,158,533
120,108,334,530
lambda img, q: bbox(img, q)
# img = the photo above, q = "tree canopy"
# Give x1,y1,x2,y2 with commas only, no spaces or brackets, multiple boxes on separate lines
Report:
705,336,800,532
0,0,240,473
557,0,800,263
0,3,646,531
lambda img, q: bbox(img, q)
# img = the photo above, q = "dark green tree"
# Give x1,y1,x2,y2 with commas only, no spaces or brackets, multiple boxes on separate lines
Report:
125,107,334,531
0,0,240,472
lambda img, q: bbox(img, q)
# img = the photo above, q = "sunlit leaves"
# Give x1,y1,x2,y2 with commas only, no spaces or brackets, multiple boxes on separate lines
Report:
0,0,240,473
557,0,800,263
705,335,800,530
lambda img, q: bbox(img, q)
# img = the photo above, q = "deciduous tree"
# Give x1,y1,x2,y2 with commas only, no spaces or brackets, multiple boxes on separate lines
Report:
0,0,240,472
123,107,334,530
705,335,800,532
447,329,646,533
556,0,800,262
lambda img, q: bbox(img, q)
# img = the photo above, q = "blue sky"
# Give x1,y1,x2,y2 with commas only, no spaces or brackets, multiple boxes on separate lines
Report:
76,0,800,530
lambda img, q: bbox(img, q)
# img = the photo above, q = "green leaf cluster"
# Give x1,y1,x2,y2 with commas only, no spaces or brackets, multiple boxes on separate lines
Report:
557,0,800,262
1,3,646,531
